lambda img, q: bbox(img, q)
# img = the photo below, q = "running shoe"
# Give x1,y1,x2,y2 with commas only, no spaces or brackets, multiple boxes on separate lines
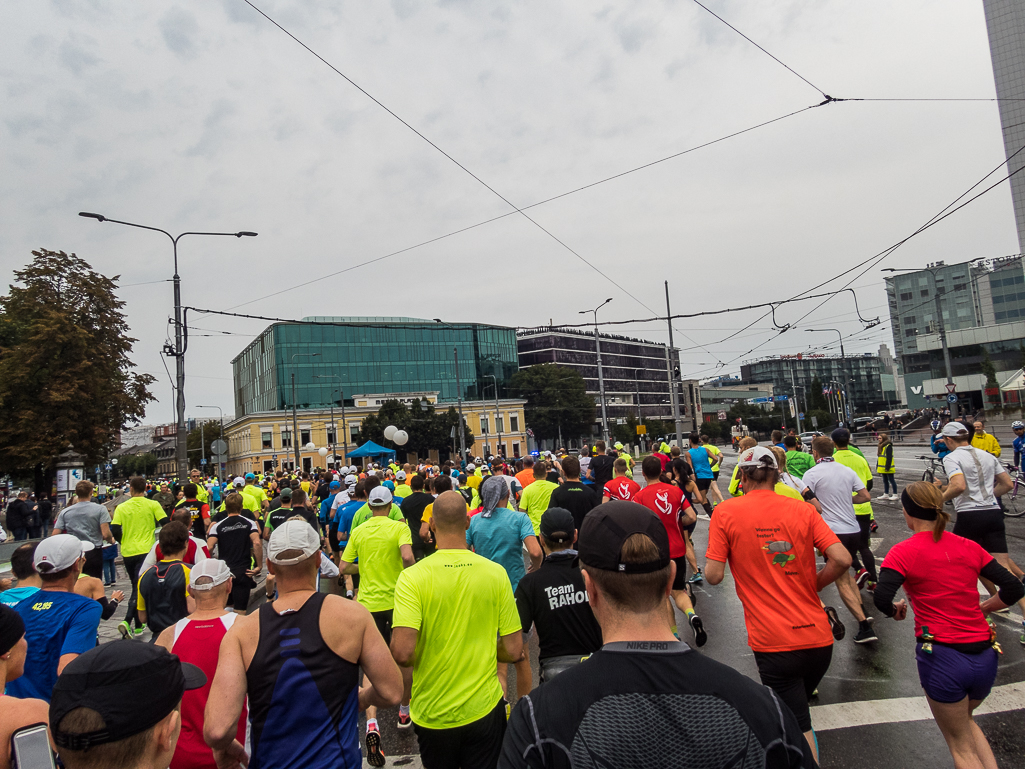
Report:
824,606,846,641
365,727,386,767
854,621,878,644
688,570,703,584
870,520,879,533
889,494,899,501
867,581,877,592
689,614,707,647
855,569,869,589
134,627,145,637
117,621,132,641
398,711,412,730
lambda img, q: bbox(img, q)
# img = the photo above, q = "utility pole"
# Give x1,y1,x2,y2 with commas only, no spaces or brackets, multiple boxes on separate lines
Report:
579,299,612,445
664,282,683,448
789,360,803,434
200,421,205,470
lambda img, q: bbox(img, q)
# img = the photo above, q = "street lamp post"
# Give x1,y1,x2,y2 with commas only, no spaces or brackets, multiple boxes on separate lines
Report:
454,347,467,461
195,405,224,480
580,298,612,445
882,264,980,420
806,328,853,426
78,212,256,480
290,352,320,471
314,375,348,468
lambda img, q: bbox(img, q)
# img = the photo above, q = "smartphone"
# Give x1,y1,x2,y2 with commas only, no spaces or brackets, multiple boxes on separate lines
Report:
11,723,56,769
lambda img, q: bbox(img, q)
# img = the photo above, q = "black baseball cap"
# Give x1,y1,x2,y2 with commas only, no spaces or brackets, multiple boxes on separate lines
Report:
540,507,575,543
577,500,670,573
51,642,206,750
830,427,850,444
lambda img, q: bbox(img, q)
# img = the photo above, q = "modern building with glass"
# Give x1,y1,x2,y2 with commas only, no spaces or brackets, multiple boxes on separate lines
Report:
740,353,888,414
231,317,519,418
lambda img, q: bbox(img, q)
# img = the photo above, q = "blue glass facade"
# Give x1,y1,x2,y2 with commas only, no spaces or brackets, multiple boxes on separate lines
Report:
231,317,519,417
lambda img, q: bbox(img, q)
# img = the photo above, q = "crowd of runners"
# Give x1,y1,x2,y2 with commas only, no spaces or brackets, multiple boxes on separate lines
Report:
0,424,1022,768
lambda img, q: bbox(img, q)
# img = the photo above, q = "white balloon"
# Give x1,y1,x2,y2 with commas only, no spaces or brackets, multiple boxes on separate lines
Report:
305,442,316,451
383,425,398,441
318,447,328,457
393,430,409,446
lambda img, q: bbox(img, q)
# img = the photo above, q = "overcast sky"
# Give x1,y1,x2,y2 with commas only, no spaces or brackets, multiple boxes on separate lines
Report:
1,0,1017,424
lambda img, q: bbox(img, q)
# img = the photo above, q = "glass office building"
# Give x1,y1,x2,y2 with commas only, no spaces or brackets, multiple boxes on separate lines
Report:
231,317,519,417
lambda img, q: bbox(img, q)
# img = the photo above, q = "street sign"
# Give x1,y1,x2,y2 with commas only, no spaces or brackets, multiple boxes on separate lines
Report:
211,439,228,455
104,464,112,471
212,453,227,465
774,396,789,402
798,412,804,419
811,416,818,428
636,425,647,435
717,411,727,421
110,458,118,465
200,458,207,466
945,383,957,394
947,393,958,403
748,397,771,404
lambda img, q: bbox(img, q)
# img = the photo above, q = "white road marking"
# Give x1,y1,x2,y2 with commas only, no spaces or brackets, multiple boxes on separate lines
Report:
811,681,1025,732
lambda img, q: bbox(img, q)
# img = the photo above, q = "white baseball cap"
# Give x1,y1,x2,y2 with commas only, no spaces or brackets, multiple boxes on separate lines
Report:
369,486,393,507
396,470,406,480
267,520,322,565
344,475,358,487
189,559,232,591
736,445,778,470
232,476,245,487
941,422,970,438
34,534,95,574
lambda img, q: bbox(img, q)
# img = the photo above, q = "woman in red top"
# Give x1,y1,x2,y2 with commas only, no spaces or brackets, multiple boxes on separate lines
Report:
874,482,1023,769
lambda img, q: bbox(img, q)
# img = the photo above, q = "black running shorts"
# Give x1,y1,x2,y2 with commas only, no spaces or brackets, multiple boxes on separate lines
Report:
671,555,691,591
372,608,393,646
695,478,712,492
754,644,833,733
823,531,861,562
953,509,1007,553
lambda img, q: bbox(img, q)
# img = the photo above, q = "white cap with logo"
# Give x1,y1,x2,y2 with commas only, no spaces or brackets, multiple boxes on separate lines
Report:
189,559,233,590
34,534,95,574
736,445,778,470
232,476,246,487
941,422,970,438
267,520,322,565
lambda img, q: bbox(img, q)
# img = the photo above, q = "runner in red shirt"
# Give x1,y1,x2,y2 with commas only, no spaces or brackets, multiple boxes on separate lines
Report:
633,456,705,646
602,458,641,502
155,559,247,769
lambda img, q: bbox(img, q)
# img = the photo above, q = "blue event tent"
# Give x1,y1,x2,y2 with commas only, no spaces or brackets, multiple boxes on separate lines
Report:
346,441,397,459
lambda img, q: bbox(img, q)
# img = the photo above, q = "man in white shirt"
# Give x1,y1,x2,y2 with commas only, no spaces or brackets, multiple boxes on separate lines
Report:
935,421,1025,616
801,436,877,644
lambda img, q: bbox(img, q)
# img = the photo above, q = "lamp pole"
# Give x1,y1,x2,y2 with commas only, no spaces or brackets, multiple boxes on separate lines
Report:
291,352,320,471
78,212,256,481
314,375,347,468
195,405,224,480
580,298,613,445
806,328,853,426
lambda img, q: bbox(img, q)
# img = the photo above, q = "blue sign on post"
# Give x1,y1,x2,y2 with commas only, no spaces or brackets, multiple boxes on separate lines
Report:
200,458,207,465
798,412,804,419
947,393,958,403
748,397,771,404
105,463,112,471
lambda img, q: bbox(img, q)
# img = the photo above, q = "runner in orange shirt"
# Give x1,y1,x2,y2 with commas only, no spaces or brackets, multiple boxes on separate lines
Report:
704,445,852,763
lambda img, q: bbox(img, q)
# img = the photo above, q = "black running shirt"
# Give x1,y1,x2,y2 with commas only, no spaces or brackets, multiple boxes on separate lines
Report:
501,641,814,769
208,515,259,577
514,552,602,660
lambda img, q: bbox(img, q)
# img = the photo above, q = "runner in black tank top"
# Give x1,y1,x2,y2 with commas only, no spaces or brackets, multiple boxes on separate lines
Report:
247,592,361,768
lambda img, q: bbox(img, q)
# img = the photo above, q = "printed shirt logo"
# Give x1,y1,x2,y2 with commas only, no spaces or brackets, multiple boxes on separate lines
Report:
654,491,673,516
762,540,795,568
617,481,632,500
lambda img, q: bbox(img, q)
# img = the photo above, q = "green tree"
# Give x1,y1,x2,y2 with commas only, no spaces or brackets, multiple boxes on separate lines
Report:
0,250,155,494
808,376,829,412
118,453,157,478
980,348,998,387
510,364,596,442
187,420,223,470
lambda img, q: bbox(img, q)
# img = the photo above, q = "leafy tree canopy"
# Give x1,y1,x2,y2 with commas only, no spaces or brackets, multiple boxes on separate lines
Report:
509,364,596,442
0,249,155,475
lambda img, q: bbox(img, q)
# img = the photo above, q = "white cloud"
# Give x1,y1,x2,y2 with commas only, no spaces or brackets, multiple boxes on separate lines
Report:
0,0,1015,419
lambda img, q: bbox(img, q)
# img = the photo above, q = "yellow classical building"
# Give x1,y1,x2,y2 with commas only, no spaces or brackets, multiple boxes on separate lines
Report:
224,392,528,475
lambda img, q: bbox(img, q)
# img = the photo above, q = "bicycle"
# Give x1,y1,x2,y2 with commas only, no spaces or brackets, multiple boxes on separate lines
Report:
918,455,944,484
1002,464,1025,518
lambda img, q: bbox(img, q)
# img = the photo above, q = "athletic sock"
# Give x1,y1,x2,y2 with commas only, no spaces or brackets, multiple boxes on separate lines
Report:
367,718,378,732
685,608,696,619
399,704,410,716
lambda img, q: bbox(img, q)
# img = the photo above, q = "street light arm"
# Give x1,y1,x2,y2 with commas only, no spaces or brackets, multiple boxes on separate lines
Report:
79,213,175,244
175,230,257,242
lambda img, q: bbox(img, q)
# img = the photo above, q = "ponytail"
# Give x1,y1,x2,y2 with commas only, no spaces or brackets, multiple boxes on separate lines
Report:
904,481,947,542
933,509,950,542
